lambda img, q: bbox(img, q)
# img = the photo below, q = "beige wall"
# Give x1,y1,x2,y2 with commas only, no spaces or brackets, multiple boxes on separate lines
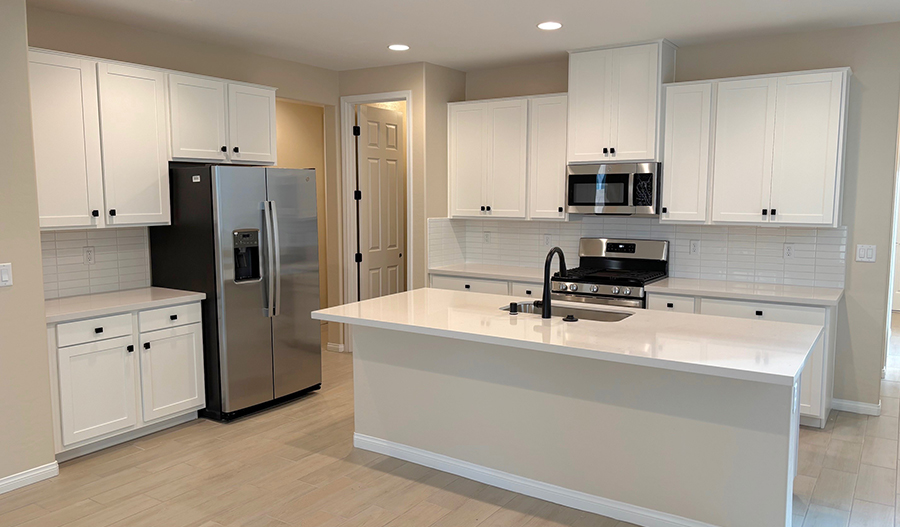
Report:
424,63,467,220
0,0,56,482
465,59,567,100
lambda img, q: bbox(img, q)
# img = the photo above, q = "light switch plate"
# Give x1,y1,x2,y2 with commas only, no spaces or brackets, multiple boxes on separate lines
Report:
0,263,12,287
856,244,876,262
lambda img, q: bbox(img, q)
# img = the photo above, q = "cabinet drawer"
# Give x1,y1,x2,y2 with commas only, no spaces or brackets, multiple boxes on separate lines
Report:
699,298,825,325
647,294,696,314
139,303,202,333
511,282,543,298
57,313,133,348
430,275,509,295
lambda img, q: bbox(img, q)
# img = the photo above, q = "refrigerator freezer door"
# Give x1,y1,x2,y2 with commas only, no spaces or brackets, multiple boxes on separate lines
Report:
213,166,275,412
267,168,322,397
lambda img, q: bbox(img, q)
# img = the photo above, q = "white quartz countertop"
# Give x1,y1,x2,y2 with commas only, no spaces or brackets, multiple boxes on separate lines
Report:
429,264,543,282
646,278,844,307
45,287,206,324
313,288,822,386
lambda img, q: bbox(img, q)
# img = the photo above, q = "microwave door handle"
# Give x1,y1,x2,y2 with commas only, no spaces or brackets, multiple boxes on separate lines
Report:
270,200,282,317
263,201,276,318
627,173,634,209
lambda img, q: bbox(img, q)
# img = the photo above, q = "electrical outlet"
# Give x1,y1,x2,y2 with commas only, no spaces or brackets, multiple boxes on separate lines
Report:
0,263,12,287
689,240,700,255
856,244,876,262
83,246,95,265
483,231,492,244
783,243,795,259
543,234,552,246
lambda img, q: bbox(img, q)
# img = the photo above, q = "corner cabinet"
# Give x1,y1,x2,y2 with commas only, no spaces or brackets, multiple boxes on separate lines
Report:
567,41,676,164
169,74,277,164
662,68,849,227
448,94,568,220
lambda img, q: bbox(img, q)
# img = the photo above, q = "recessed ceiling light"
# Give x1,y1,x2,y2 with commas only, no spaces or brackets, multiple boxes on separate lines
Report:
537,21,562,31
388,44,410,51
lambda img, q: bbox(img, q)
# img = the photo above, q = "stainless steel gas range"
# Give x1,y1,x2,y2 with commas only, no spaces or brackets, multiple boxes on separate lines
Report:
551,238,669,308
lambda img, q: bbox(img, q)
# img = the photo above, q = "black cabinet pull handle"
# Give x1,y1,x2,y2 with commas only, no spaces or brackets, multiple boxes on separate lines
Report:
771,209,777,216
126,345,134,352
94,327,103,334
109,209,117,217
661,207,667,213
170,314,178,321
526,290,532,295
91,210,99,217
464,284,471,289
755,310,763,316
761,209,767,216
221,146,227,152
486,206,491,212
480,206,485,211
558,206,563,213
144,342,151,350
233,146,240,153
602,147,609,154
610,147,616,154
667,303,674,308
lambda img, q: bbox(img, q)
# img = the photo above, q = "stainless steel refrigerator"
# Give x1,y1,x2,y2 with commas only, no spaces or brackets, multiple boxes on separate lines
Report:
150,165,321,421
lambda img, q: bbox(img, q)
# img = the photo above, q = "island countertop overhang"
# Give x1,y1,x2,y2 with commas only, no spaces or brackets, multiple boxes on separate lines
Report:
313,288,823,387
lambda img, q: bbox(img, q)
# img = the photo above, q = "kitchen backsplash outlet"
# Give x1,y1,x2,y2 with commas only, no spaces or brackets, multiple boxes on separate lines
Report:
41,227,151,299
428,217,847,289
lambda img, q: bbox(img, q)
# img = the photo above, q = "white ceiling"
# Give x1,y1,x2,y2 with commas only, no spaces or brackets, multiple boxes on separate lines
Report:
28,0,900,72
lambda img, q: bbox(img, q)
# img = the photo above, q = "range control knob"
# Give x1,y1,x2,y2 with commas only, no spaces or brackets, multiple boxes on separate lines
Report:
569,283,578,292
558,283,568,291
623,287,632,296
590,285,599,293
611,286,620,295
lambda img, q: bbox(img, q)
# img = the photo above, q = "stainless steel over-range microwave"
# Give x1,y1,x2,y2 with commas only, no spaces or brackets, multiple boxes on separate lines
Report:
566,163,660,216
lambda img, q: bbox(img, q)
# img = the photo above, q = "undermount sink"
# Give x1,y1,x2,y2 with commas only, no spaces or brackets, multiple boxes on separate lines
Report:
500,301,632,322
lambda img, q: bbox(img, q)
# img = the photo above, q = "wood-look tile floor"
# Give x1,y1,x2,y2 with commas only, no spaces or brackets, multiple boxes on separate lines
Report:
6,316,900,527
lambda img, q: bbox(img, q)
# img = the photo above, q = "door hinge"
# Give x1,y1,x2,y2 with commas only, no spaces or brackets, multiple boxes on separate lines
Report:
355,253,363,263
353,125,361,137
354,190,362,201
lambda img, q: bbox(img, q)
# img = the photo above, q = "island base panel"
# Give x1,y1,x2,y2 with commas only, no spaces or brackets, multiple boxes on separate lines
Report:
350,326,798,527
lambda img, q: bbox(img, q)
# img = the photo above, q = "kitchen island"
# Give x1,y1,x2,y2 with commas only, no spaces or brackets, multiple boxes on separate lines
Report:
312,288,824,527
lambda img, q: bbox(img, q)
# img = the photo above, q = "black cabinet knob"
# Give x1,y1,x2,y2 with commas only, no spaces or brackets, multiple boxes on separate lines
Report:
109,209,116,217
170,314,178,321
610,147,616,154
464,284,471,289
771,209,777,216
661,207,667,213
126,345,134,353
761,209,767,216
755,310,763,316
602,147,609,154
144,342,151,350
221,146,227,152
558,206,564,213
667,303,674,308
94,327,103,334
480,206,486,211
486,206,491,212
233,146,240,153
91,210,99,217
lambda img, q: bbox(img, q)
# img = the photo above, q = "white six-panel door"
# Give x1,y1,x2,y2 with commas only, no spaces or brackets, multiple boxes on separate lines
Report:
710,77,778,223
769,72,844,225
228,83,277,164
528,95,568,219
169,74,228,162
139,324,205,422
28,51,104,229
567,49,613,163
449,102,489,217
98,63,170,225
486,99,528,218
57,335,137,446
661,83,713,223
608,43,659,162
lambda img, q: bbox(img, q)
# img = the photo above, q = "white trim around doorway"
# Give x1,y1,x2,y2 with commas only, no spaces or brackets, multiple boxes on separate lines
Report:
340,91,414,352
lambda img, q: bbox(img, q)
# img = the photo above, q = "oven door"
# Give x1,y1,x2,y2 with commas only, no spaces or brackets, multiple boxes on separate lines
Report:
566,165,634,215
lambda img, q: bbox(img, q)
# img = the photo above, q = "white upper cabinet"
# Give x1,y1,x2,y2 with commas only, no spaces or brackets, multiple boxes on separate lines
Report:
448,102,489,217
169,74,228,162
660,83,713,223
769,72,845,225
28,51,104,229
98,63,171,226
528,95,568,219
710,78,778,224
228,83,278,164
485,98,528,218
567,42,675,164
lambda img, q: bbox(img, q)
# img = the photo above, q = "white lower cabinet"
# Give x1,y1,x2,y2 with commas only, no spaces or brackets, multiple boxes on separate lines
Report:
50,301,204,454
648,292,834,427
139,324,205,422
511,281,542,298
430,275,510,295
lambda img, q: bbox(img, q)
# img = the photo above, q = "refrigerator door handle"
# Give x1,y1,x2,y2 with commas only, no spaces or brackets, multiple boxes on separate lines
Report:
270,200,282,317
263,200,276,318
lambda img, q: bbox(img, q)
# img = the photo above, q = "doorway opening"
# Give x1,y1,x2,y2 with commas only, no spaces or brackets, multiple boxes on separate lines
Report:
340,92,412,328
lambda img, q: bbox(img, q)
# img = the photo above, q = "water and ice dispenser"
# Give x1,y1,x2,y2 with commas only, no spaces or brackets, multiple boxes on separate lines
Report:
232,229,261,282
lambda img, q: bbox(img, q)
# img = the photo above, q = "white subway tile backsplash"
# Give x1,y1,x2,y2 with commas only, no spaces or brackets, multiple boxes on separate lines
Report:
41,227,151,300
428,217,847,289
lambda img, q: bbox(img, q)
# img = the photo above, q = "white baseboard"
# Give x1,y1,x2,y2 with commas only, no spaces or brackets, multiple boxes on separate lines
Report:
326,342,345,353
0,461,58,495
56,411,198,462
832,398,881,416
354,433,717,527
